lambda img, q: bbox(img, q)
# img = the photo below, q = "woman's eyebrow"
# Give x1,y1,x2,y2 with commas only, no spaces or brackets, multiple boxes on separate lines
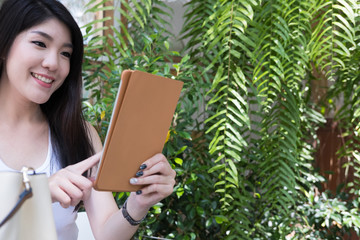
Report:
30,30,73,49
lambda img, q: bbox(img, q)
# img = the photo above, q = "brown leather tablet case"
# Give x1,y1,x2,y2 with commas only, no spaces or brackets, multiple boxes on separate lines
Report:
94,70,183,192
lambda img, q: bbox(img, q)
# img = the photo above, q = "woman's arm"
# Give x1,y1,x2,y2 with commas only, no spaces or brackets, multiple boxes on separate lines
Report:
84,123,176,240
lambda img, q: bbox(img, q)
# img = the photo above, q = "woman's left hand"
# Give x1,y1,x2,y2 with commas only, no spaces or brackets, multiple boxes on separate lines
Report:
126,153,176,217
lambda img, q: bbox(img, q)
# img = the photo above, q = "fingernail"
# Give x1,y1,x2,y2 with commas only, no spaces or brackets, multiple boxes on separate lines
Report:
130,178,138,184
136,190,142,195
140,164,147,170
136,171,143,177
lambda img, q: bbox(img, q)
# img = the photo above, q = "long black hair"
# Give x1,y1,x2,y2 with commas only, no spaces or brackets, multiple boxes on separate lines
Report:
0,0,94,169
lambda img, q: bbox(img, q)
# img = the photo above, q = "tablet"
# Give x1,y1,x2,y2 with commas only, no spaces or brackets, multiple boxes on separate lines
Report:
94,70,183,192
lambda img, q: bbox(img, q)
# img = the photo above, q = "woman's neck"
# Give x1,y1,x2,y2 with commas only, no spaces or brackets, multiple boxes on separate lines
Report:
0,80,46,127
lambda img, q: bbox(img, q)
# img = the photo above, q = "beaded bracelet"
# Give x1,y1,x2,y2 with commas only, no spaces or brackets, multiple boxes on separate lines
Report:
122,198,146,226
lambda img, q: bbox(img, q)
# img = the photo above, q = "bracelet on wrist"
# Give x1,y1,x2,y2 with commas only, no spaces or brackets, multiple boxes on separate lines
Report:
122,198,146,226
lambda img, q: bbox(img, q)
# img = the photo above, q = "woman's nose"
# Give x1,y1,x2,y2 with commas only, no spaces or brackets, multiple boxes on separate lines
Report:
42,51,59,71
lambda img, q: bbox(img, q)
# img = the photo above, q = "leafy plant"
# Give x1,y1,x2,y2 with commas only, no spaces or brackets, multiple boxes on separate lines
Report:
81,0,360,239
181,0,360,239
294,187,360,239
82,0,220,239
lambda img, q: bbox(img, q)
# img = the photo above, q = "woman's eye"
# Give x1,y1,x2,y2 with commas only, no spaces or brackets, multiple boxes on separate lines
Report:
32,41,46,48
61,52,71,58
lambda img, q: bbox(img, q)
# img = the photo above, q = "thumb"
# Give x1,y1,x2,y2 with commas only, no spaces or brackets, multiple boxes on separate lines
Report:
67,151,102,175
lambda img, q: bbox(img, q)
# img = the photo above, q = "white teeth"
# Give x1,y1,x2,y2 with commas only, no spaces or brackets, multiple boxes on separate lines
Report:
32,73,53,84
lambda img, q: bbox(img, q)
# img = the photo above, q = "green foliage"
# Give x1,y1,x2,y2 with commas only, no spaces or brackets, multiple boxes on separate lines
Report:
81,0,360,239
82,0,178,141
82,1,220,239
323,0,360,199
294,187,360,239
181,0,360,239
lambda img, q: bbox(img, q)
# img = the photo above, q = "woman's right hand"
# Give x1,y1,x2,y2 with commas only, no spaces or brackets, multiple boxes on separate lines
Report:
48,152,101,208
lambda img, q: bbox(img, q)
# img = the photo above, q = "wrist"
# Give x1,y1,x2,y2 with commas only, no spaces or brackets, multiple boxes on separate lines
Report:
122,198,148,226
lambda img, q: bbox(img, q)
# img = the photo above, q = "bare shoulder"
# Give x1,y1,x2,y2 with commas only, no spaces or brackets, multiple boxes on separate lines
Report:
85,122,103,153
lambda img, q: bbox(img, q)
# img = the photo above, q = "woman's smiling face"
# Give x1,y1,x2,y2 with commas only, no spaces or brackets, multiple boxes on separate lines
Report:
2,18,73,104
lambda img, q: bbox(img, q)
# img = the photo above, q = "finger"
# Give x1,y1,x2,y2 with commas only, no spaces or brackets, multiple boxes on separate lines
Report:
69,174,94,192
140,153,170,172
130,174,175,187
54,169,94,192
69,176,93,202
138,183,174,199
51,187,71,208
141,161,175,178
68,151,102,175
59,180,85,206
49,170,93,206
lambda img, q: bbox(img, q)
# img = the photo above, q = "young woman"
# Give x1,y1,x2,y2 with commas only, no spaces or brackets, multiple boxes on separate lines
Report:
0,0,176,239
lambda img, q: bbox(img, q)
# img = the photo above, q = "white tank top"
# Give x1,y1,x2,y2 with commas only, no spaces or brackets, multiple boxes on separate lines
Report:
0,134,79,240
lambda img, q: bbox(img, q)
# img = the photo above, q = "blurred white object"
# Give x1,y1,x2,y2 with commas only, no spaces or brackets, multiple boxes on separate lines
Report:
76,212,95,240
